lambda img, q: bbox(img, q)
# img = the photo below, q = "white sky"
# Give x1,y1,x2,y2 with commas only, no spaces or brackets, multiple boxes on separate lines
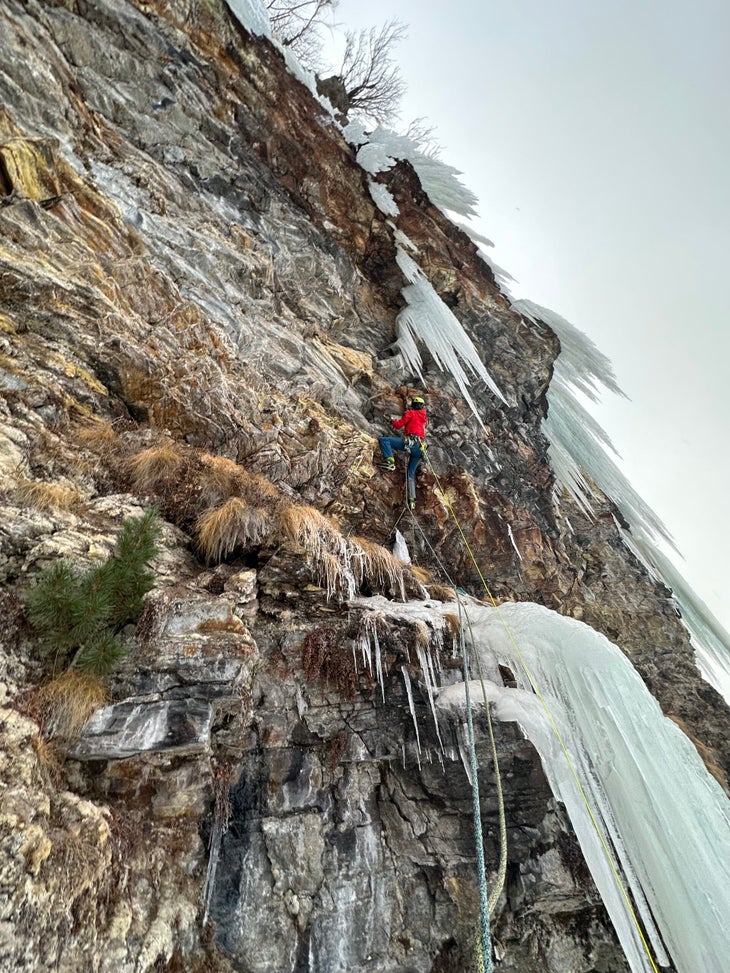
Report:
323,0,730,633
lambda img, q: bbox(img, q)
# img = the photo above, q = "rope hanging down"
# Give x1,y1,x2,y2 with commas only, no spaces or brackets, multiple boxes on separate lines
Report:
421,454,661,973
406,507,508,917
456,590,493,973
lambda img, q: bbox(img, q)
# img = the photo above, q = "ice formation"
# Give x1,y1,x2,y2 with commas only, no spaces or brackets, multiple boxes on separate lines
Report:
435,599,730,973
352,126,479,219
392,529,411,564
394,247,507,419
618,531,730,705
512,299,730,696
225,0,270,38
367,179,399,217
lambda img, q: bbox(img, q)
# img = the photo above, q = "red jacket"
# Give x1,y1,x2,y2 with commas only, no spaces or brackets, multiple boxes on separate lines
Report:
392,408,427,439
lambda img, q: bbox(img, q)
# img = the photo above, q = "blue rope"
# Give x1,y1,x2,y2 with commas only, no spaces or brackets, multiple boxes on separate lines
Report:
457,593,492,972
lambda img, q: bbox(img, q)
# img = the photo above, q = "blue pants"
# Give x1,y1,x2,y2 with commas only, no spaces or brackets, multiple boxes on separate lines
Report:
379,436,423,485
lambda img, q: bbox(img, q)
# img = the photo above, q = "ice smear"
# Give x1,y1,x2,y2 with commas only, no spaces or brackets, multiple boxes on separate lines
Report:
506,524,522,561
394,247,507,421
437,599,730,973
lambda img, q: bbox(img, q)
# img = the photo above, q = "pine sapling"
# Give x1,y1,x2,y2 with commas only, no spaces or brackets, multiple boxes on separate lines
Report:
26,509,161,677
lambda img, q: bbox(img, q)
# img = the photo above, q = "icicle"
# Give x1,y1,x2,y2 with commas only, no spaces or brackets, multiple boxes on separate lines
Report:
401,665,422,759
359,629,372,674
416,644,444,751
373,622,385,703
456,723,473,786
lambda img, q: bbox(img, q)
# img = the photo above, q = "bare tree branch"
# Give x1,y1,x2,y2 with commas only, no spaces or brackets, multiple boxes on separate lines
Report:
266,0,337,67
337,20,407,124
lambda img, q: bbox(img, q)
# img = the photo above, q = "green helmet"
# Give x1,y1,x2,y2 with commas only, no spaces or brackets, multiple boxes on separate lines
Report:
411,396,425,407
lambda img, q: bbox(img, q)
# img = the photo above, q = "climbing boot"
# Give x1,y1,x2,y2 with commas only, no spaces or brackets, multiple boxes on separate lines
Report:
408,497,416,510
383,458,395,471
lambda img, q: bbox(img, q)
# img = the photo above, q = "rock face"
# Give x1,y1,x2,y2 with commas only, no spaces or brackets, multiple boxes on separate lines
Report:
0,2,726,972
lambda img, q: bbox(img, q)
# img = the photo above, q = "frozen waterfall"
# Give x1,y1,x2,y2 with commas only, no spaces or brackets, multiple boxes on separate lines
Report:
433,600,730,973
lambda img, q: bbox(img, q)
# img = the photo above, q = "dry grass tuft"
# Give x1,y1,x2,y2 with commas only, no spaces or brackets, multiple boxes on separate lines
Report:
279,504,341,561
410,565,433,584
30,734,64,785
198,454,247,507
279,505,349,598
127,443,184,493
411,620,432,652
16,478,82,511
199,454,281,511
426,583,456,602
350,536,406,597
75,420,118,452
443,613,461,641
34,670,107,743
196,496,272,564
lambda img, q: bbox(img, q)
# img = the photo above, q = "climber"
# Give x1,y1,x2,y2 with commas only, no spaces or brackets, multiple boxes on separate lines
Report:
378,395,428,509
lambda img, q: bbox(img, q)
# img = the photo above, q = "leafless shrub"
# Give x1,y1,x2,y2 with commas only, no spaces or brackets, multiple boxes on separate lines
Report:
267,0,336,67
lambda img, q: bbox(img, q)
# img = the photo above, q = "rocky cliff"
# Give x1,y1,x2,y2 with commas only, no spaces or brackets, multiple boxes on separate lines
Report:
0,2,727,972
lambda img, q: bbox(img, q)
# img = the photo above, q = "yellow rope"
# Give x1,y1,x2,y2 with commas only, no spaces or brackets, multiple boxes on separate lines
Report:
423,454,660,973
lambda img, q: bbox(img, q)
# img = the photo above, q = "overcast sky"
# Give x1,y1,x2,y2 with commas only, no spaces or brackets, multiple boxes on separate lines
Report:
323,0,730,634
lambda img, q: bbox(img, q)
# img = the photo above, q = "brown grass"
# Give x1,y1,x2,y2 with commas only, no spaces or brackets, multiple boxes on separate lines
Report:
127,442,184,493
411,620,431,653
278,504,342,556
16,477,82,511
278,505,349,598
424,583,456,602
198,454,247,507
350,535,406,597
196,496,273,563
30,734,63,786
34,670,107,743
199,454,281,511
74,420,119,453
443,613,461,641
410,565,433,584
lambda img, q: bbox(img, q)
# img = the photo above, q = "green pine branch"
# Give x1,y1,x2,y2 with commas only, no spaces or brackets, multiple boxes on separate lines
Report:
26,509,161,677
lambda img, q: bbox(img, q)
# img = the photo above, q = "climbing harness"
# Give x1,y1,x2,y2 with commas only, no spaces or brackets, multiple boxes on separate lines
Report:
418,452,661,973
